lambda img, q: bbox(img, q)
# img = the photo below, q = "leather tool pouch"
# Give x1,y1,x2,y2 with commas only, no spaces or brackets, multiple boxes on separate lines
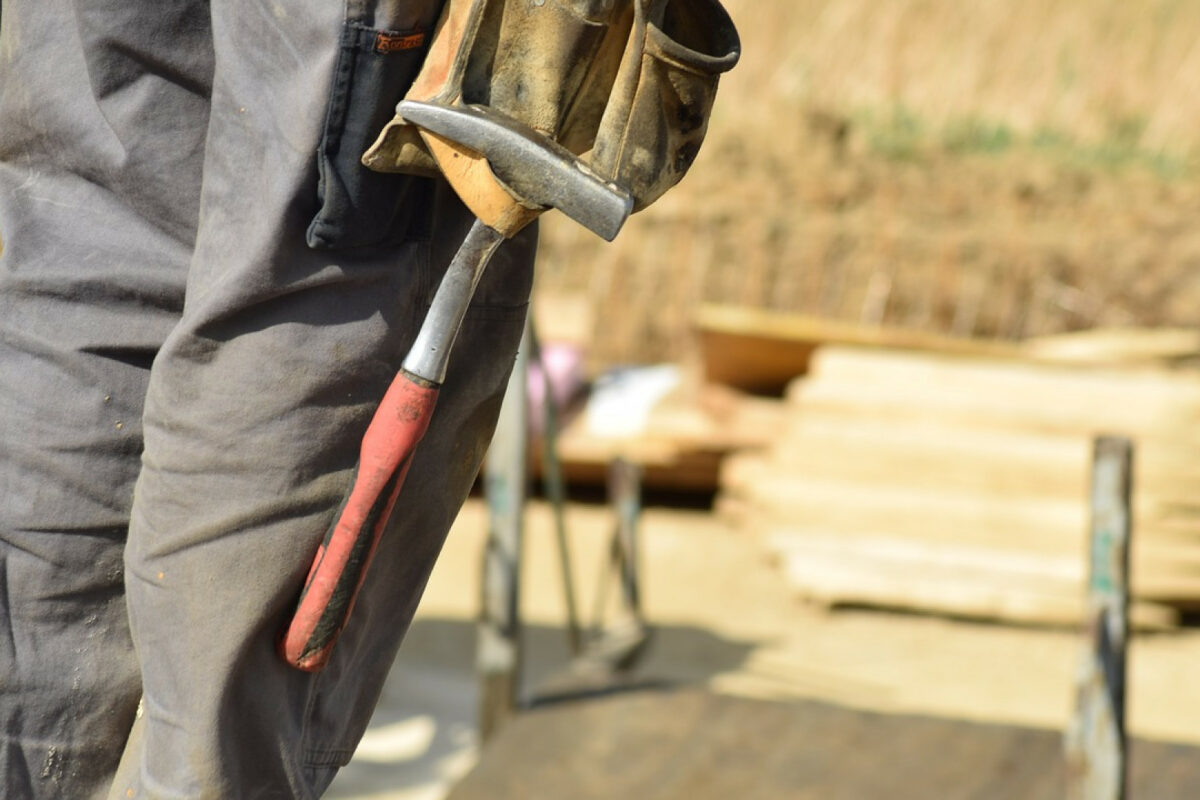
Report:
590,0,740,211
361,0,739,216
485,0,634,154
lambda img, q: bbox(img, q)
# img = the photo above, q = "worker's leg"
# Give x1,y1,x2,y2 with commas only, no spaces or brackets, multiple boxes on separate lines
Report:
0,2,213,798
109,0,534,798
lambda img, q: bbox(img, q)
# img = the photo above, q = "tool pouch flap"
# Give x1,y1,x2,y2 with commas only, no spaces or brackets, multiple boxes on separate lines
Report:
589,0,740,212
362,0,633,174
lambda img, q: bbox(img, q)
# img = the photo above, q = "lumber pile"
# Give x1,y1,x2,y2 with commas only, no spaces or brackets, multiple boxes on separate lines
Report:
720,345,1200,627
539,372,786,492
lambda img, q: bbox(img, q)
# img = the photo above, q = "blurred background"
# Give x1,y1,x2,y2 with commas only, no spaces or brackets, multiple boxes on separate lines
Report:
329,2,1200,798
539,0,1200,366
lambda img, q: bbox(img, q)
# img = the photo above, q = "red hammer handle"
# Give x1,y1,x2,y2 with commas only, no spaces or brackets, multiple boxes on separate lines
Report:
279,370,439,672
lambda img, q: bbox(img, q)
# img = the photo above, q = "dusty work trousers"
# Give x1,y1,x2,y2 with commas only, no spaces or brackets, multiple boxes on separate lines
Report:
0,1,535,798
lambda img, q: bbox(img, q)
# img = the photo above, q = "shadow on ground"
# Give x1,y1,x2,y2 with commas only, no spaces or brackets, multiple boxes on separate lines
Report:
325,616,759,800
447,688,1200,800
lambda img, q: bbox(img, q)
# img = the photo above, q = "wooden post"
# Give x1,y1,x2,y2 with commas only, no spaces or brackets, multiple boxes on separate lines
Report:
1065,436,1132,800
478,322,530,742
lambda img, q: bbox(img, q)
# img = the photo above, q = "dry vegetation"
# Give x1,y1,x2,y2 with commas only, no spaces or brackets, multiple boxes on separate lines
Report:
536,0,1200,367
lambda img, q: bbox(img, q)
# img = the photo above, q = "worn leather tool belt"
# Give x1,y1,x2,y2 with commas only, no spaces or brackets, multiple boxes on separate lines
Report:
361,0,740,214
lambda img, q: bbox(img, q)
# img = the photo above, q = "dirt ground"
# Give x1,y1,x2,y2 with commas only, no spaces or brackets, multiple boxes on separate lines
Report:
323,497,1200,800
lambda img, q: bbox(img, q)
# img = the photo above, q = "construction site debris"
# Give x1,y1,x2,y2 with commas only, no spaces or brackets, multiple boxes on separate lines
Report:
536,367,784,491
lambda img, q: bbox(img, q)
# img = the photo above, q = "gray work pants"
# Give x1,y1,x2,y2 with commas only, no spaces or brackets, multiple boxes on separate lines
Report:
0,1,534,797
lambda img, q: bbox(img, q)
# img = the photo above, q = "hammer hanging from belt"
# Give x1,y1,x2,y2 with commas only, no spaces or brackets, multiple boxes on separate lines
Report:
280,0,741,671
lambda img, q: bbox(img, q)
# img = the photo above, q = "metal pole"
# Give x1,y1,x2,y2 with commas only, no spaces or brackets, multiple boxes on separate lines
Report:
610,458,645,625
478,320,531,742
528,323,583,656
1065,435,1132,800
581,458,650,673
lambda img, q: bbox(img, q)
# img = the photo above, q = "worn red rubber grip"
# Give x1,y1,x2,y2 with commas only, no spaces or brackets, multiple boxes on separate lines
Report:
280,371,439,671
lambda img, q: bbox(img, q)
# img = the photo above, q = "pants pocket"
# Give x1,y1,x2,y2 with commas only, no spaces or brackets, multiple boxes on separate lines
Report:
306,20,436,250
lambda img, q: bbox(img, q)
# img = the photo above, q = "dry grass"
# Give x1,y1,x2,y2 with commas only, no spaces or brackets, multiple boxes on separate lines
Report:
721,0,1200,150
535,0,1200,368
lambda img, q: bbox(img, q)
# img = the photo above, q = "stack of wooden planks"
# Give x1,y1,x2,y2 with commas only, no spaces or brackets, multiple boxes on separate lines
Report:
539,377,786,492
720,345,1200,627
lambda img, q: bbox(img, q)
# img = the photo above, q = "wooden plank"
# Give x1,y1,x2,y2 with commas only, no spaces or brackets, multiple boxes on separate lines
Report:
536,383,784,491
754,422,1092,500
696,326,819,394
754,511,1200,602
792,380,1200,440
766,530,1180,628
723,462,1089,550
536,438,724,492
765,410,1200,502
694,304,1021,393
723,444,1200,533
695,306,1200,394
1027,327,1200,366
791,347,1200,435
805,346,1200,400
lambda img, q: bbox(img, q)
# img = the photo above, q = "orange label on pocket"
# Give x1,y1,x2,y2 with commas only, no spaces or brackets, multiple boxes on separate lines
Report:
375,31,426,53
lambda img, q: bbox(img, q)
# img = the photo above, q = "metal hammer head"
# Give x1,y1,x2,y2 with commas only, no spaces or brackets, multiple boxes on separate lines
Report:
397,100,633,242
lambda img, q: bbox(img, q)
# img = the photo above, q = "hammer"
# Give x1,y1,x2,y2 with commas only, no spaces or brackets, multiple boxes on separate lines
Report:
279,101,632,672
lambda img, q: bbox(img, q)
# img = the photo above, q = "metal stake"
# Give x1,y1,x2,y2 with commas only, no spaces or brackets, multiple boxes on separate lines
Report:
529,322,584,656
478,319,530,742
1065,435,1132,800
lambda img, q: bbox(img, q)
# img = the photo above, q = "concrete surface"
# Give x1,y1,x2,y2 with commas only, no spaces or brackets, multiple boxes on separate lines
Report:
325,498,1200,800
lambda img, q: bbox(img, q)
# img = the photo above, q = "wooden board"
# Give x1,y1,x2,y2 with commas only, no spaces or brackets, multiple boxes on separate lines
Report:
695,305,1021,393
791,347,1200,436
717,344,1200,624
535,383,784,491
1026,327,1200,366
751,411,1200,507
766,531,1184,626
695,307,1200,395
448,689,1200,800
723,455,1200,549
